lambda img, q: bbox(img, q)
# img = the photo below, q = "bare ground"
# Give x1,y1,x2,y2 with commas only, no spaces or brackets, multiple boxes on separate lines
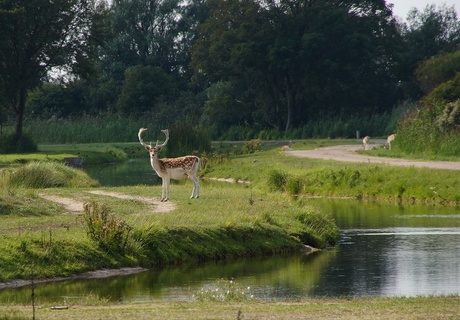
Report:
39,190,176,214
287,144,460,170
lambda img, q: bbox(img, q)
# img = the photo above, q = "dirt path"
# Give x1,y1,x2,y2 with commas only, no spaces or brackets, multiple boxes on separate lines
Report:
39,190,176,214
287,144,460,170
87,190,175,213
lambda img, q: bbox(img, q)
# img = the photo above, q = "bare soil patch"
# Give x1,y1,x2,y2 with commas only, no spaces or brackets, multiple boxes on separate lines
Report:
39,190,176,214
287,144,460,170
39,193,83,212
87,190,176,213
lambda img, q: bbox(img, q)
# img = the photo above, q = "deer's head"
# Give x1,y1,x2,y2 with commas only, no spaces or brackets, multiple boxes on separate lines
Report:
138,128,169,157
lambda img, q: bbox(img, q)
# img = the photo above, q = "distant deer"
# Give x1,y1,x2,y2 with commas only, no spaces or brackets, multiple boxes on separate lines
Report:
384,134,396,150
362,136,370,150
138,128,201,201
281,141,293,151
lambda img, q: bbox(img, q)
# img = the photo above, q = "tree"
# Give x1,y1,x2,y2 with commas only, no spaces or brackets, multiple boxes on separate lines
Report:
0,0,106,141
415,49,460,94
191,0,402,132
116,65,176,116
397,4,460,100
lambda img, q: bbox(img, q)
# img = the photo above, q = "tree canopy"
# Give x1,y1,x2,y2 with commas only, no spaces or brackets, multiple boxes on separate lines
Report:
1,0,460,146
0,0,106,140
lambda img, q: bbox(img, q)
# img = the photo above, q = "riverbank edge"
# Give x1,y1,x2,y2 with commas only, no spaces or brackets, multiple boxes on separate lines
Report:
0,212,330,288
0,245,320,290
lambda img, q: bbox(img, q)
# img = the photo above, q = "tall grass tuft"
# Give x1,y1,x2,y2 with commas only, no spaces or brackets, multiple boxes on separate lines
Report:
6,162,99,188
267,170,288,191
293,209,339,248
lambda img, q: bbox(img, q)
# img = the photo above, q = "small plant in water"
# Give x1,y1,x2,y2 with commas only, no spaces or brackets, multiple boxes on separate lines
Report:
193,279,254,302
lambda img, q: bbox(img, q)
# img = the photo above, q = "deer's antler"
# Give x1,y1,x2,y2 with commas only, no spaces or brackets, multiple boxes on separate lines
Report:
138,128,150,148
156,129,169,148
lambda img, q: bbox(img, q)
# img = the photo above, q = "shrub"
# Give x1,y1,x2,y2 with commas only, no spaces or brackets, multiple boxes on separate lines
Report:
242,139,262,153
0,133,37,154
82,202,133,253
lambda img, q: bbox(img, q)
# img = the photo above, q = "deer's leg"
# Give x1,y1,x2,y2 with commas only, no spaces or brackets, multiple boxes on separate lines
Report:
162,177,170,202
160,178,166,201
189,175,200,198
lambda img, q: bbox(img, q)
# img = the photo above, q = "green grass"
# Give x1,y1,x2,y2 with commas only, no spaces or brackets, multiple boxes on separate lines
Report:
1,296,459,319
0,178,339,281
206,144,460,205
0,143,132,167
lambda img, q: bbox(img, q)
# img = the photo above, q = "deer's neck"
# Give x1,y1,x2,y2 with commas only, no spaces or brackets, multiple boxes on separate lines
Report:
150,156,167,174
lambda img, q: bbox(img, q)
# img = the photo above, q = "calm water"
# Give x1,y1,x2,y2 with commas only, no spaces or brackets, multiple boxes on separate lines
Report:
1,162,459,303
83,159,161,186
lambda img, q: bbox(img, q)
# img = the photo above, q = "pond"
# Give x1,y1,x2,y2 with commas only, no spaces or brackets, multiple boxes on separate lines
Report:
0,162,459,303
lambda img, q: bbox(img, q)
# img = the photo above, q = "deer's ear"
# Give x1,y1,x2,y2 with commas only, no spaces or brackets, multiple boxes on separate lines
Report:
145,146,151,151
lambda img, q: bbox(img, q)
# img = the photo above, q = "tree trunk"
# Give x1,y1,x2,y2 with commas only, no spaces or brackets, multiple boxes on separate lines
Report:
14,87,27,140
284,76,294,133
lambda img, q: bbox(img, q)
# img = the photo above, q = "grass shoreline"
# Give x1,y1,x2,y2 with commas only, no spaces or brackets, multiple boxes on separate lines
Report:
1,296,460,319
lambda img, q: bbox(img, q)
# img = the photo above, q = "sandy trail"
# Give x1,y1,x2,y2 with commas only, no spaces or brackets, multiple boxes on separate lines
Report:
87,190,175,213
287,144,460,170
39,190,175,214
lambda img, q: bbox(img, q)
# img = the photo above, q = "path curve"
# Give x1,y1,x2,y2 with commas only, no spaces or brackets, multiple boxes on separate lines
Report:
286,145,460,170
39,190,176,214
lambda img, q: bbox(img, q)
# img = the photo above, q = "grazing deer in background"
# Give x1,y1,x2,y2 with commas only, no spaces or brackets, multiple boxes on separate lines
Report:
384,134,396,150
138,128,201,202
362,136,370,150
281,141,293,151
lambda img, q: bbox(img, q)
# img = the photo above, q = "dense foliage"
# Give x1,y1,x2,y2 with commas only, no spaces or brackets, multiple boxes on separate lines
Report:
397,48,460,156
1,0,460,150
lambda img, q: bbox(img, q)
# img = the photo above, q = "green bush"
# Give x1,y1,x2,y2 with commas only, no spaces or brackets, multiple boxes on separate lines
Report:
242,139,262,154
82,202,133,253
0,133,37,154
397,99,460,156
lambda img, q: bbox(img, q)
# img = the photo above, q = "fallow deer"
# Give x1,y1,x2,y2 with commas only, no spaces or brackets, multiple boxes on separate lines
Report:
138,128,201,201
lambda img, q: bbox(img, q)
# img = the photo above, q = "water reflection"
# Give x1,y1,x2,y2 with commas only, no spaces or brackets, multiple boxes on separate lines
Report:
0,252,337,304
83,159,161,186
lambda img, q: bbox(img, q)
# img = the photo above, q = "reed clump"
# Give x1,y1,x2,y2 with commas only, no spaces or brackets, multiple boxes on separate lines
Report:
5,162,99,188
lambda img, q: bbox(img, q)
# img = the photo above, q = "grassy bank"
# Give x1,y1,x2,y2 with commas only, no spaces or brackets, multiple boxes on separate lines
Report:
1,296,459,319
0,180,338,282
205,143,460,205
0,143,136,167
